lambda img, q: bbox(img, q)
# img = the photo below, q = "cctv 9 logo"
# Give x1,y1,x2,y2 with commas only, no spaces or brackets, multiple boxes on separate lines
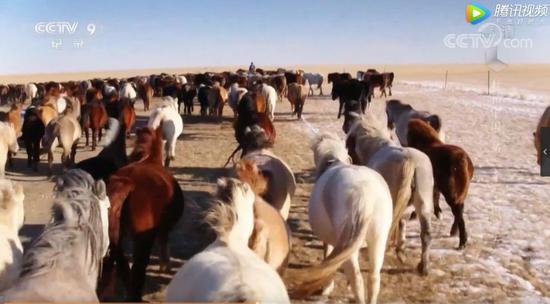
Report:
34,22,97,35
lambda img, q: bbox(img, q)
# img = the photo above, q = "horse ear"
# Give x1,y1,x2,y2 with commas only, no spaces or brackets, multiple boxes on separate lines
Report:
94,180,108,201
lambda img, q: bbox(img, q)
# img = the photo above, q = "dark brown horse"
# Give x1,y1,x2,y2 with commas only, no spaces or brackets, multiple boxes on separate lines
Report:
102,125,184,301
407,119,474,249
137,81,153,111
224,92,276,166
81,90,108,150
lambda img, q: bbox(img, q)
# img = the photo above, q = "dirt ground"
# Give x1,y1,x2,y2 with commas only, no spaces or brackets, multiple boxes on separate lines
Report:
4,78,550,303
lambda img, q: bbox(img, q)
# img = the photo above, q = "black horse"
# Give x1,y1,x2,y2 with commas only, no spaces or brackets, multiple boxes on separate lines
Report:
331,79,372,119
21,107,46,172
76,119,128,180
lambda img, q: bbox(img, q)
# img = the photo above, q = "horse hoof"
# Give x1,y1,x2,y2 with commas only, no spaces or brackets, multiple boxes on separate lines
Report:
417,262,428,276
457,244,466,250
409,211,417,220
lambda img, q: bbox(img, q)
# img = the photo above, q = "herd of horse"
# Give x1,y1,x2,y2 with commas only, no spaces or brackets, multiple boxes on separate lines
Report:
0,66,548,303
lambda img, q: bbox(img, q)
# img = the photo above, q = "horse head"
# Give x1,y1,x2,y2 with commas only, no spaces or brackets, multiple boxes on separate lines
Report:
234,159,267,195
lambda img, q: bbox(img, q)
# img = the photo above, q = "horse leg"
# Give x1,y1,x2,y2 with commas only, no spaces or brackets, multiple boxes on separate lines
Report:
366,226,388,304
70,142,78,164
25,140,32,168
92,129,97,151
451,203,467,249
47,150,53,176
395,219,407,264
389,85,392,96
342,251,365,304
85,128,90,146
128,230,155,302
321,243,335,296
158,233,171,273
433,188,442,219
98,127,103,142
32,140,40,171
319,85,323,96
337,100,344,119
412,190,432,275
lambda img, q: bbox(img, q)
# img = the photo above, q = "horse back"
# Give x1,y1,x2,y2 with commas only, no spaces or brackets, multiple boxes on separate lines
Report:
116,165,182,234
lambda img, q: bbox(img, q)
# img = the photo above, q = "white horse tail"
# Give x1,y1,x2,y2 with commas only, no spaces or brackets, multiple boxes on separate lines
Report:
388,158,415,244
289,191,370,298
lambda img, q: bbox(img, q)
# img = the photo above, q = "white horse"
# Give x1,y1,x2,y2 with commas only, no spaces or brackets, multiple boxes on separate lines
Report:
228,83,247,117
119,82,137,100
0,169,110,302
103,84,117,98
346,111,434,274
42,115,81,175
303,72,324,96
386,99,445,146
165,178,290,303
25,83,38,102
290,133,392,304
261,83,277,121
148,96,183,167
0,122,19,177
0,180,25,292
176,74,187,85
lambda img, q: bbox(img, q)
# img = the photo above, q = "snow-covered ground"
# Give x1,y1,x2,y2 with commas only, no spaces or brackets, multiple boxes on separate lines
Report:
295,82,550,302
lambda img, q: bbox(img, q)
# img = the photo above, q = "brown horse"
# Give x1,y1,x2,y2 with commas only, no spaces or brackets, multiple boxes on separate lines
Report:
137,81,153,111
234,159,291,275
120,98,136,137
103,125,184,301
407,119,474,249
287,83,307,118
81,94,108,151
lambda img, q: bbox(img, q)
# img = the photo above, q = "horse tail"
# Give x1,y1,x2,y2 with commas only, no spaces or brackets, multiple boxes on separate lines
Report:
454,153,473,205
388,158,415,243
288,186,370,298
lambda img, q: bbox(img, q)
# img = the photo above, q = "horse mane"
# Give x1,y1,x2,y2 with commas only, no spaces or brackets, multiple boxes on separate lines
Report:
19,170,106,280
407,118,441,147
205,179,242,238
311,132,350,178
347,112,393,152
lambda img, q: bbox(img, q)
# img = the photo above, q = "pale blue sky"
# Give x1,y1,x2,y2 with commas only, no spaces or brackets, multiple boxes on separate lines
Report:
0,0,548,74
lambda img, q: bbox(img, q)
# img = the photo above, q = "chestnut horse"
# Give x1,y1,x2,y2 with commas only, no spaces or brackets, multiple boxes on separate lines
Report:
407,119,474,249
103,125,184,301
137,81,153,111
120,98,136,137
81,89,108,150
234,159,291,275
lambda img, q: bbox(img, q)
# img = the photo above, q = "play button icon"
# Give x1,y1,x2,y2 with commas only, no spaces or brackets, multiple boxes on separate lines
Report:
541,127,550,176
466,3,491,25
